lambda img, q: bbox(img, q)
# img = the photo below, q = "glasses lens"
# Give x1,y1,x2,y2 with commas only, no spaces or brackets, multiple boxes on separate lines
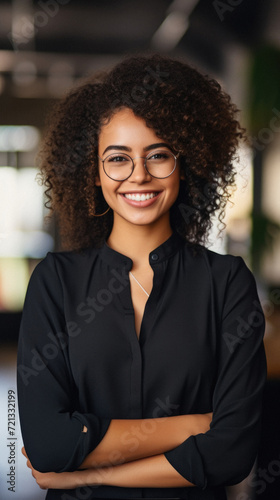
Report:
146,150,176,178
104,153,133,180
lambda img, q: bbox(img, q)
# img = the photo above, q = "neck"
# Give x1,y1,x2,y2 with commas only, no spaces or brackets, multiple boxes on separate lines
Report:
107,214,173,268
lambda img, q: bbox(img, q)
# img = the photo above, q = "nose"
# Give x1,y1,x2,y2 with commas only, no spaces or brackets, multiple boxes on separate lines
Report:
128,157,152,183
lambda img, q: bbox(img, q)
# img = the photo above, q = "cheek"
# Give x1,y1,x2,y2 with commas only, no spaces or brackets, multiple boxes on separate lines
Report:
99,176,121,202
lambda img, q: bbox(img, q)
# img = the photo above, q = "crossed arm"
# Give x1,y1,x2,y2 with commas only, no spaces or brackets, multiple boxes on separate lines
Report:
23,413,212,490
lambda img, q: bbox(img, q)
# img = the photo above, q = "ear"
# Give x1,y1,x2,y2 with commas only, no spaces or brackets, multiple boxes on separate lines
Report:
179,169,186,181
178,158,185,181
94,175,101,186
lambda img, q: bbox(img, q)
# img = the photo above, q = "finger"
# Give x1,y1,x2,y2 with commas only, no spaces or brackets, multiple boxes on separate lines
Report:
22,447,27,458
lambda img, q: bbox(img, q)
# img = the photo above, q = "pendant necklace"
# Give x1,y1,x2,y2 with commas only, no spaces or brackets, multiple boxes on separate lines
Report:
129,272,150,298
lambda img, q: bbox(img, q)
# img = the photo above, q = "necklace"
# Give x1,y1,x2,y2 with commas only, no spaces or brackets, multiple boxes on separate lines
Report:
129,272,150,297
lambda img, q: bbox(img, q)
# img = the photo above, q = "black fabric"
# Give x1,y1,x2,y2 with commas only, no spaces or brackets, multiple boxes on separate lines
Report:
17,232,266,499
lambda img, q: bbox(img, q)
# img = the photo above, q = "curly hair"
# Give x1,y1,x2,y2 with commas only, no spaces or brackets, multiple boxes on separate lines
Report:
38,54,245,251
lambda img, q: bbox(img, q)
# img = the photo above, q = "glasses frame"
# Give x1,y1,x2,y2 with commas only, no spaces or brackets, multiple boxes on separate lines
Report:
98,150,180,181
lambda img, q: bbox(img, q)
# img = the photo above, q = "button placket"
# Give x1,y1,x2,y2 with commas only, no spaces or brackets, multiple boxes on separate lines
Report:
139,260,165,347
116,265,143,417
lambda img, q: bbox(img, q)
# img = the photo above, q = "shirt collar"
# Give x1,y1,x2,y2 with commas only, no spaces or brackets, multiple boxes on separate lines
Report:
100,231,185,270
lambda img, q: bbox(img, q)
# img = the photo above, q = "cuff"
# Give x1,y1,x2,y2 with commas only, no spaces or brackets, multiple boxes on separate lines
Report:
164,435,207,489
60,412,111,471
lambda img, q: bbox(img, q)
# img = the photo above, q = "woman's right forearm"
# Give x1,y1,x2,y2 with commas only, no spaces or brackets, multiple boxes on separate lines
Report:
80,413,212,469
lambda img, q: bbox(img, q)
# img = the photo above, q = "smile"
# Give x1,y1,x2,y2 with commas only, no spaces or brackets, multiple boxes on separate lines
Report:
123,192,159,201
119,191,162,207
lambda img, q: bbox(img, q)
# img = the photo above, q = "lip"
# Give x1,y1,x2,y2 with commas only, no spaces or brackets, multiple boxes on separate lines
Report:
119,191,162,208
119,190,160,194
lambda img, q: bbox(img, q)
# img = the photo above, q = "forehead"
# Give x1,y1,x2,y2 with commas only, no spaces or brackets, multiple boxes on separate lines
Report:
98,108,161,149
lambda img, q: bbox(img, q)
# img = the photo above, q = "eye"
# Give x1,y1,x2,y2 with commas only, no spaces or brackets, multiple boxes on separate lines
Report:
106,154,131,163
148,151,172,161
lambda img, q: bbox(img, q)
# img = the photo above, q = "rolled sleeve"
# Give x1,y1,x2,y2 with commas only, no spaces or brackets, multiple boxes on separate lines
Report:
17,253,111,472
165,257,267,488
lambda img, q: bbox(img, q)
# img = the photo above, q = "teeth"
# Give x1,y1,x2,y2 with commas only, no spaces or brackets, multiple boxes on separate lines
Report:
124,192,158,201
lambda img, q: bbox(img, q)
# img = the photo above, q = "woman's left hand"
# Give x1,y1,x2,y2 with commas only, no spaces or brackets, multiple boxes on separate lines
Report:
21,447,93,490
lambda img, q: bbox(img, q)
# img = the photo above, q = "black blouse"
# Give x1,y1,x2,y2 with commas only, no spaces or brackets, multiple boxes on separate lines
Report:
17,232,267,500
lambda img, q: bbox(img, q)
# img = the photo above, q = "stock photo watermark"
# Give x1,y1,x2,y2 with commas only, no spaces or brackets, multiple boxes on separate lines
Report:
223,299,264,354
60,396,180,500
76,267,129,323
178,180,219,224
51,63,170,173
213,0,243,22
251,108,280,154
223,288,280,354
8,0,71,51
17,265,130,386
110,64,170,109
236,455,280,499
61,487,93,499
6,389,17,494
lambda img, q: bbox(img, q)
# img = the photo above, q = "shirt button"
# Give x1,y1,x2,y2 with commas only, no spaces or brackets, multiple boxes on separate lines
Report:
151,253,159,261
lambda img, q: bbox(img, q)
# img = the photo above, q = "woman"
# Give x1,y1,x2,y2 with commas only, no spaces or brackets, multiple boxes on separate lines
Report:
17,54,266,499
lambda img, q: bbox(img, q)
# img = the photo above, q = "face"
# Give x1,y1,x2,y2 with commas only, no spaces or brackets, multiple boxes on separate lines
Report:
96,108,181,229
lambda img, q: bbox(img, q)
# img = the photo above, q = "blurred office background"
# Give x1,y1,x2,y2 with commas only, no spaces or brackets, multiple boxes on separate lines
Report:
0,0,280,498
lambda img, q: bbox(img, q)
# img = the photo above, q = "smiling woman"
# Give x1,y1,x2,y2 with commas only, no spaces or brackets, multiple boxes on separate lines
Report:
17,54,266,500
95,108,181,232
36,54,243,251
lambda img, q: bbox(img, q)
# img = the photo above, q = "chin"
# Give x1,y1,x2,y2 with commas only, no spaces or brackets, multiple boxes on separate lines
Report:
120,212,157,224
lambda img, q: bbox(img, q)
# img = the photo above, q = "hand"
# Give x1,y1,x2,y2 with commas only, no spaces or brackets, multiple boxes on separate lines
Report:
193,412,213,435
21,447,98,490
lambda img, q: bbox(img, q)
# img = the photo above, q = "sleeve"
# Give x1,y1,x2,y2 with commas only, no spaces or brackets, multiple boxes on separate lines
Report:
17,253,111,473
164,256,267,489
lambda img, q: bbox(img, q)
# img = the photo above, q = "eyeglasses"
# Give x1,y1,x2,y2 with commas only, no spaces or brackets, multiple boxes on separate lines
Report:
98,150,179,181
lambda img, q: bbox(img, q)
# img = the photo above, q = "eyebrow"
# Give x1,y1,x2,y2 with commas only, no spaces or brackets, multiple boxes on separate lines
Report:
102,143,171,156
